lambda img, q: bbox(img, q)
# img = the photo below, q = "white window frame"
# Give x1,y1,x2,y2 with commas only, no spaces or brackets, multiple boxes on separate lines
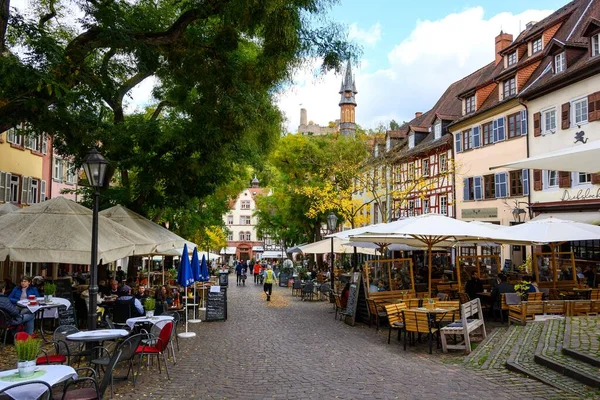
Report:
532,37,543,54
455,132,463,153
593,34,600,57
572,97,589,125
440,154,448,173
423,198,430,214
9,175,19,203
465,95,475,114
243,216,251,225
503,78,516,98
576,172,592,186
508,52,517,66
422,159,429,177
245,232,251,241
227,215,233,225
545,170,559,189
541,107,557,135
408,133,415,149
29,178,39,204
434,122,442,140
555,52,566,73
241,200,251,210
40,180,46,202
66,163,75,184
408,200,415,217
239,232,245,241
53,158,63,181
227,233,233,241
439,195,448,216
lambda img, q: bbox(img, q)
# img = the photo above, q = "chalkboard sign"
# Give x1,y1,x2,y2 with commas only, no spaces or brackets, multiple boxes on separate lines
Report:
205,286,227,321
58,306,77,328
50,279,73,301
503,259,512,272
344,275,361,326
218,272,229,287
279,272,289,287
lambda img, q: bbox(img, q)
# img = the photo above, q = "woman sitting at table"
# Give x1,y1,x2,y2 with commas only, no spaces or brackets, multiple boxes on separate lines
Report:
155,285,173,315
8,276,40,305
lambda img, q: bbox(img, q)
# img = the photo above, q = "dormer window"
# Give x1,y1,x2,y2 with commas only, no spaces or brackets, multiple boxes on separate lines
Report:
434,122,442,140
532,37,543,54
508,52,517,66
503,77,516,99
465,95,475,114
408,133,415,149
555,52,566,73
593,34,600,57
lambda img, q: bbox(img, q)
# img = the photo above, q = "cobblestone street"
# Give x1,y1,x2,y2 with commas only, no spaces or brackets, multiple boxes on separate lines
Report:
110,277,569,400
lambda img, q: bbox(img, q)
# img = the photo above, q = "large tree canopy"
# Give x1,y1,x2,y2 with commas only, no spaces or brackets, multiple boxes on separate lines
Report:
1,0,359,221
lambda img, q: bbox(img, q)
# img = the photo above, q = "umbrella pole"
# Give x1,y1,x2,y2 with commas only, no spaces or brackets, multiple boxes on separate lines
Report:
428,243,433,298
178,292,196,338
551,244,558,289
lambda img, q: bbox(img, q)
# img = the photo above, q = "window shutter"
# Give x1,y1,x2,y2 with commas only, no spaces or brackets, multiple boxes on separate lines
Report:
497,117,506,141
558,171,572,188
474,176,482,200
492,119,498,142
588,92,600,122
592,173,600,184
463,178,470,201
455,132,462,153
522,169,529,196
520,110,528,135
0,172,5,201
495,173,501,198
561,102,570,129
21,177,29,205
472,126,481,148
533,112,541,136
533,170,542,191
41,180,46,202
4,173,11,202
41,135,47,154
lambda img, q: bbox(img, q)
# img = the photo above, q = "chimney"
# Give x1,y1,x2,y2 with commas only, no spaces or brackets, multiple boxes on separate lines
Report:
415,112,423,118
495,31,513,65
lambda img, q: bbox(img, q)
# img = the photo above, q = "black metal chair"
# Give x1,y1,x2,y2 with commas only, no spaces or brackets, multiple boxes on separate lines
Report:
61,350,122,400
164,311,180,352
301,282,314,301
319,283,331,301
111,299,135,329
52,325,91,366
292,280,302,297
0,380,52,400
0,309,22,348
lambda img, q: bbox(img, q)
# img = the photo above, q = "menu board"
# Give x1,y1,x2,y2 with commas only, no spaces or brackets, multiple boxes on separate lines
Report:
279,272,289,287
52,278,73,301
205,286,227,321
58,306,77,327
343,275,361,327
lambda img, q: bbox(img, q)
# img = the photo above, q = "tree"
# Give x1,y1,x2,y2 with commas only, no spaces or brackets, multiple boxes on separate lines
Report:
1,0,360,218
389,120,401,130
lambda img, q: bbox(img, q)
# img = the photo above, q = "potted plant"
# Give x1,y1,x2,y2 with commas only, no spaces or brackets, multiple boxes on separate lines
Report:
15,336,41,377
168,268,178,284
43,283,56,303
514,281,531,300
144,297,156,317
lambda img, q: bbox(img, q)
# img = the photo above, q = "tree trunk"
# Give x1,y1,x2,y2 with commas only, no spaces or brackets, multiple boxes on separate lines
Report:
0,0,9,54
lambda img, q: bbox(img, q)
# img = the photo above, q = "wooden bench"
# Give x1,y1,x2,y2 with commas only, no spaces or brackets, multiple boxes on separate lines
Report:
440,298,486,354
509,300,566,325
568,300,592,316
383,303,407,344
527,292,543,301
368,290,415,304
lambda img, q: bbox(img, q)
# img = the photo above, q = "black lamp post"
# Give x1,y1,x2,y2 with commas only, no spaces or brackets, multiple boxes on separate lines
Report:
326,212,338,297
82,148,108,330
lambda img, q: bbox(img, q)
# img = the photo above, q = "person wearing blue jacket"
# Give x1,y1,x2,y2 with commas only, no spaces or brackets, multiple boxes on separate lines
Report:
8,276,41,305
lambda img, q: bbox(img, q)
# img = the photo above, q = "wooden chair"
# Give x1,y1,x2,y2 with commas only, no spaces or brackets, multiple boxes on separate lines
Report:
590,289,600,300
527,292,543,301
436,292,449,301
383,304,405,344
435,301,460,324
406,299,420,308
440,298,486,354
366,299,387,331
493,294,510,323
402,311,439,354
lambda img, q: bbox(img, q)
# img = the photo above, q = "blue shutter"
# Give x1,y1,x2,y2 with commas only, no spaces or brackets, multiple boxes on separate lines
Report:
520,110,528,135
495,172,508,198
522,169,529,196
463,178,470,201
474,176,482,200
472,126,481,148
455,132,463,153
496,117,506,141
492,119,498,143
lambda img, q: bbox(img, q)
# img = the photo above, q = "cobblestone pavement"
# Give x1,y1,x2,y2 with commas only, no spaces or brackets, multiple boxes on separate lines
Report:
104,279,572,400
566,316,600,359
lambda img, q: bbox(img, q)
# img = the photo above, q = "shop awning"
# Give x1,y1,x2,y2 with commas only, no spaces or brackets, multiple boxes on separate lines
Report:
220,246,237,255
252,246,264,252
262,250,285,258
532,212,600,225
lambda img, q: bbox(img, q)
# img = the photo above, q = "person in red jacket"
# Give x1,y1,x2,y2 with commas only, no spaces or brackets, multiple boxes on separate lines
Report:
253,262,261,285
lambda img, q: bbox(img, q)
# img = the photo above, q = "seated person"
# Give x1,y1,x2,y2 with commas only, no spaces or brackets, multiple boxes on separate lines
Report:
369,279,379,293
465,272,484,300
107,280,119,297
8,276,41,305
135,285,149,301
116,285,144,317
0,282,35,334
491,274,515,309
155,285,174,315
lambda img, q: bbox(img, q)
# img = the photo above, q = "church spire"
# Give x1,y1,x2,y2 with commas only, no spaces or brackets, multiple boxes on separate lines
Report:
339,60,357,136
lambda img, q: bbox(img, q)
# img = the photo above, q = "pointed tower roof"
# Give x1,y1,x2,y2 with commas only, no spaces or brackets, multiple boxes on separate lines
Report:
251,175,260,188
339,60,357,106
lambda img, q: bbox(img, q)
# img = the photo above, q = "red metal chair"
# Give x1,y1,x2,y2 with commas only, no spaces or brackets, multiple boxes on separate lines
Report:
135,321,173,381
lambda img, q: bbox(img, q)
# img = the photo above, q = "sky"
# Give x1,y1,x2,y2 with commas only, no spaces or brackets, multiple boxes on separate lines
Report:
275,0,570,133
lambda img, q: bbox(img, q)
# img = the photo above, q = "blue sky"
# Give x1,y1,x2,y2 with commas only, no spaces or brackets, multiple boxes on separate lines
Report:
276,0,570,132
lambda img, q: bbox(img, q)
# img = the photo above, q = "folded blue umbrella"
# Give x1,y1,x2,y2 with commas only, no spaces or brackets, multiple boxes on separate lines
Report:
177,244,194,287
191,247,201,282
200,254,209,282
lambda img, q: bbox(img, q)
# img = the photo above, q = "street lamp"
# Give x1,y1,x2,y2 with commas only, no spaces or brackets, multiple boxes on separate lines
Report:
326,212,338,298
82,148,108,330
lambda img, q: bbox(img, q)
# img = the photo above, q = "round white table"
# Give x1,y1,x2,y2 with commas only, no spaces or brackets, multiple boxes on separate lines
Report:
125,315,174,330
17,297,72,340
0,365,76,400
66,329,130,343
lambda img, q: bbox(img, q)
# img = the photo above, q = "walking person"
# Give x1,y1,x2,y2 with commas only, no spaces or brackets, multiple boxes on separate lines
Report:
253,261,261,285
235,262,243,286
263,266,276,301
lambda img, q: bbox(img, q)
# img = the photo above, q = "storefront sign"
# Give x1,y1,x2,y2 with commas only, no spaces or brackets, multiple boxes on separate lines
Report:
561,188,600,202
461,208,498,219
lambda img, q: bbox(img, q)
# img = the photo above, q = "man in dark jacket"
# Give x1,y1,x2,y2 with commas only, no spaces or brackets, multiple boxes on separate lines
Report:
465,272,484,300
0,282,35,334
491,274,515,311
235,262,243,286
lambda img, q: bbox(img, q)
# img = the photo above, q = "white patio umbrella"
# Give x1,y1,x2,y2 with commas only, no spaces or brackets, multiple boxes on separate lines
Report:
297,237,377,255
499,218,600,288
0,203,19,216
0,197,156,264
351,214,514,296
490,140,600,173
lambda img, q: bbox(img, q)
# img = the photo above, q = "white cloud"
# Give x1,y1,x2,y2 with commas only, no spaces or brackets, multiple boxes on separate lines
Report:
278,6,554,133
348,22,382,46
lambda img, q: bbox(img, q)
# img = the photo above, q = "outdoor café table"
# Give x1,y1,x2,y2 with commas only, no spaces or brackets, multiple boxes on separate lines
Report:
17,297,71,341
126,315,174,330
66,329,129,343
408,307,459,329
0,365,77,400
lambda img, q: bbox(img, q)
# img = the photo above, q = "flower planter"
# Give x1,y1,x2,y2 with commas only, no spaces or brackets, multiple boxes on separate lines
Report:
146,311,154,318
17,360,36,378
44,294,53,303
